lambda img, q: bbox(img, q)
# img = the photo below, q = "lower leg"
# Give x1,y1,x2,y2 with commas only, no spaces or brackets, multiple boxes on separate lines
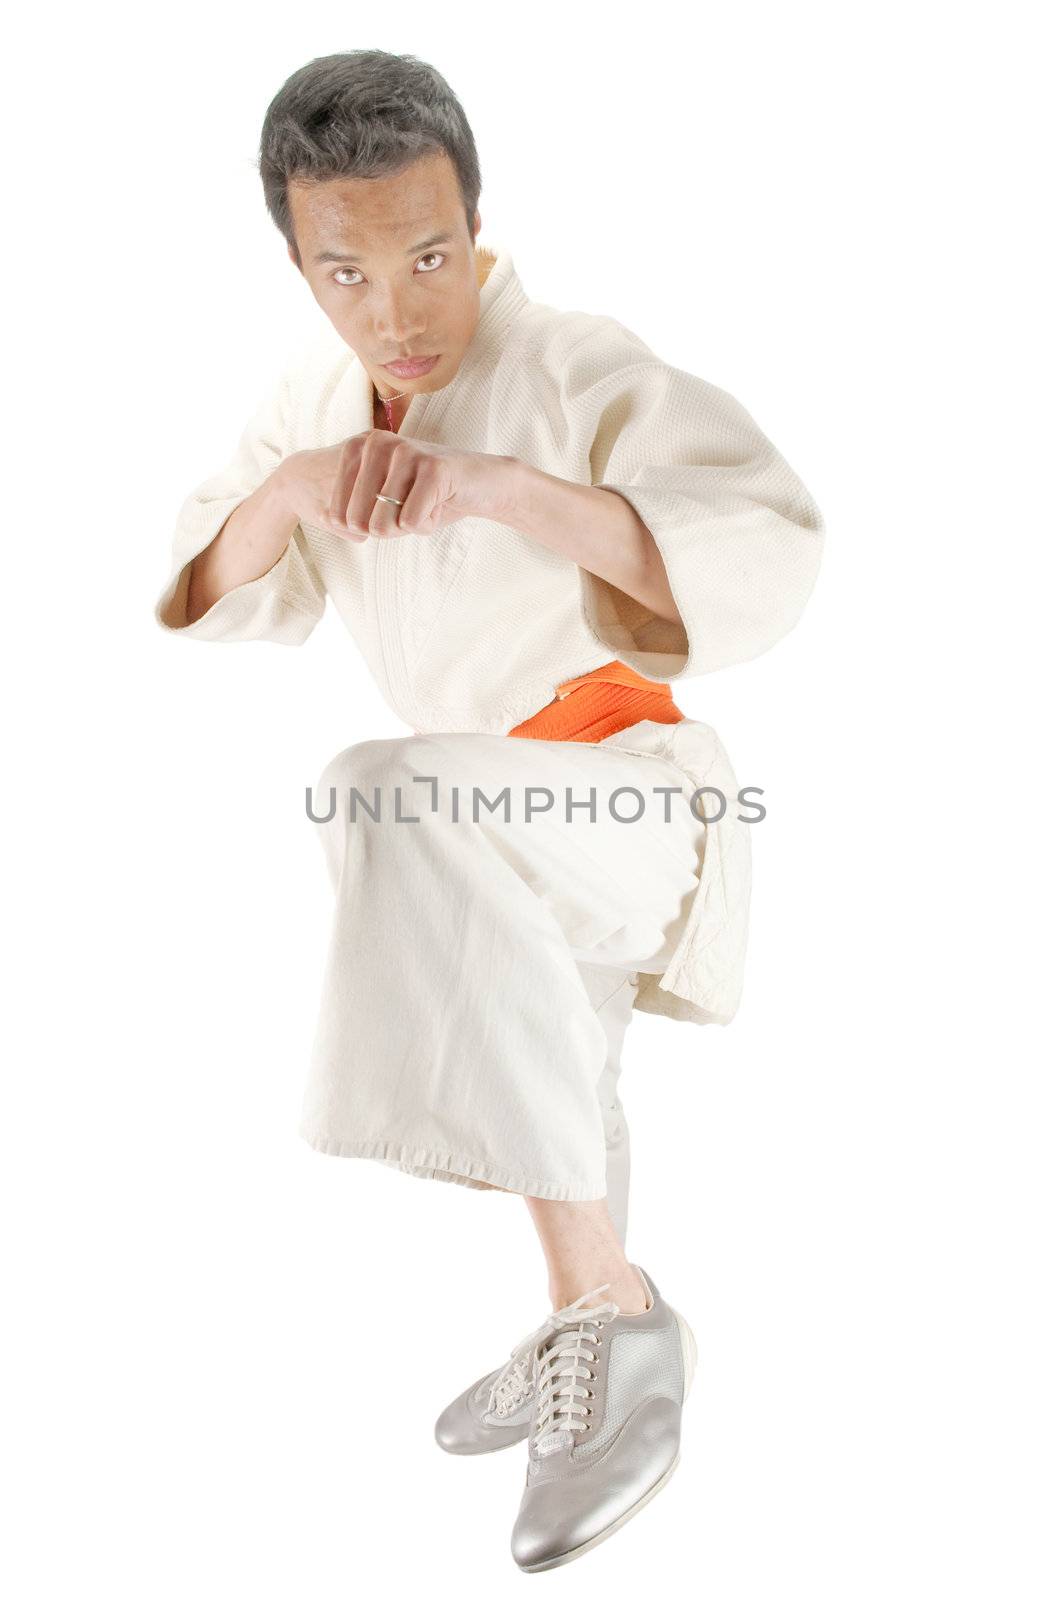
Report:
525,1196,647,1313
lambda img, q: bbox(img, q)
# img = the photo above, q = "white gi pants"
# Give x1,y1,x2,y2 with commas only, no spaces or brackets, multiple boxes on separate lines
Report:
297,726,707,1245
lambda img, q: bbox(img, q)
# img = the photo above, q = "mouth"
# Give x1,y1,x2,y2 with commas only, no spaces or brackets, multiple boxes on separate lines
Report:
382,354,440,378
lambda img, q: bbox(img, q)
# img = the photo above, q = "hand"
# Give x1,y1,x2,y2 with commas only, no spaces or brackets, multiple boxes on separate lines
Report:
321,429,520,543
270,442,351,536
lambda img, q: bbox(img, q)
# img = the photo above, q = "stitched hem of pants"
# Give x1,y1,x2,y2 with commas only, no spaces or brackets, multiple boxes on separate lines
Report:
297,1125,607,1202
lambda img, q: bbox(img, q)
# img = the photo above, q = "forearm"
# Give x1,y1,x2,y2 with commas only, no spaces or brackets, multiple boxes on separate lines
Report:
499,458,681,625
185,470,299,626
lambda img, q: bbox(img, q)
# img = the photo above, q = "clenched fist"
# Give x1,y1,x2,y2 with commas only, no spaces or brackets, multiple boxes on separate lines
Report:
275,429,521,544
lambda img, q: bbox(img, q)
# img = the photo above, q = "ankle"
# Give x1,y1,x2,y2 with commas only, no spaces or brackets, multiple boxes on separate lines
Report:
549,1265,647,1316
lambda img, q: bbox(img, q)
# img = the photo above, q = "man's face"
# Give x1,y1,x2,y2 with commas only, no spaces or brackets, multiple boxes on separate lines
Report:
287,150,483,399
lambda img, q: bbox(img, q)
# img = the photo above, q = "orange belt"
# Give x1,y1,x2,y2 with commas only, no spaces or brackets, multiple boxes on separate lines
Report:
508,659,685,743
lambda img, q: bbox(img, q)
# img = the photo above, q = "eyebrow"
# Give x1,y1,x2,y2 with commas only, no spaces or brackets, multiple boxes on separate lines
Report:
313,231,454,265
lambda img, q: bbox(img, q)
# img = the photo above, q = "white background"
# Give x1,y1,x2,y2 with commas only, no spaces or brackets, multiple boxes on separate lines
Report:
4,2,1059,1595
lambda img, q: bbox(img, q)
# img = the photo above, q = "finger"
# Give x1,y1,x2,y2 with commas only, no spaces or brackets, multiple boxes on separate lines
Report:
344,430,402,535
365,444,422,537
397,460,445,536
368,451,418,537
328,434,367,528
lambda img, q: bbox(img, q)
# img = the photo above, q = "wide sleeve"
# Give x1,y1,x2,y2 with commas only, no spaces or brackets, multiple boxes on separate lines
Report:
153,364,327,645
563,319,825,680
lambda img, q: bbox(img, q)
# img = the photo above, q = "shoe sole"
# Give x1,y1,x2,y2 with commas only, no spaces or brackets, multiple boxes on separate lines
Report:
516,1452,681,1573
516,1307,696,1573
675,1309,698,1398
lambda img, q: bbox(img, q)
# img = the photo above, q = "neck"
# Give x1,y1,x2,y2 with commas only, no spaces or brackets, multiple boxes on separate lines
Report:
374,387,410,431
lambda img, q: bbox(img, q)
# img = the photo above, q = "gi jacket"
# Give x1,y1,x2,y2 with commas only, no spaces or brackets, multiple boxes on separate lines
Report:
154,242,826,1026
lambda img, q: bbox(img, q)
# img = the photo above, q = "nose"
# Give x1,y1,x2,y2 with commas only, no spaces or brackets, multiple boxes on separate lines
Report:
370,280,428,349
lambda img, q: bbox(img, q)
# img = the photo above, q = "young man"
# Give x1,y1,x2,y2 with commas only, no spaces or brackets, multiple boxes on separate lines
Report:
154,49,825,1570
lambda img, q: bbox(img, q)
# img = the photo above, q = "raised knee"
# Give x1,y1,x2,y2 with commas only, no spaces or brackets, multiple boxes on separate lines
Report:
312,736,436,820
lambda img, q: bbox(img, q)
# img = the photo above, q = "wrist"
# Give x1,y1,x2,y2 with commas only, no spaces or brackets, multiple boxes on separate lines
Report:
493,455,539,532
212,467,301,572
265,457,299,520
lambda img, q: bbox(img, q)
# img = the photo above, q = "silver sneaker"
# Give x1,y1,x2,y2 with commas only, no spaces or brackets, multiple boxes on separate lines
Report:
509,1263,697,1572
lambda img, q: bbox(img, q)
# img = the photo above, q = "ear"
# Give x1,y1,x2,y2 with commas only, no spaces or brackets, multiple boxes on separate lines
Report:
287,244,302,274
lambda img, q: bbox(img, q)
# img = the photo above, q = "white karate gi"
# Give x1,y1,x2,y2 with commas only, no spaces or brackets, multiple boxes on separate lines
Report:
153,242,825,1217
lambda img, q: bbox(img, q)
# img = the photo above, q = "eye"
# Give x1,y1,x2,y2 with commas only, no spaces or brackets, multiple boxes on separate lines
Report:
415,252,445,273
332,267,365,287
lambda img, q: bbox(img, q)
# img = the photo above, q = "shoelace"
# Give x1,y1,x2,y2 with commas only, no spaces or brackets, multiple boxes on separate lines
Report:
487,1353,534,1417
486,1284,620,1450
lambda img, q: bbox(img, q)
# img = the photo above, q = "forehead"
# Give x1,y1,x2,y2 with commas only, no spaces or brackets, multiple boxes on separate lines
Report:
288,150,461,252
